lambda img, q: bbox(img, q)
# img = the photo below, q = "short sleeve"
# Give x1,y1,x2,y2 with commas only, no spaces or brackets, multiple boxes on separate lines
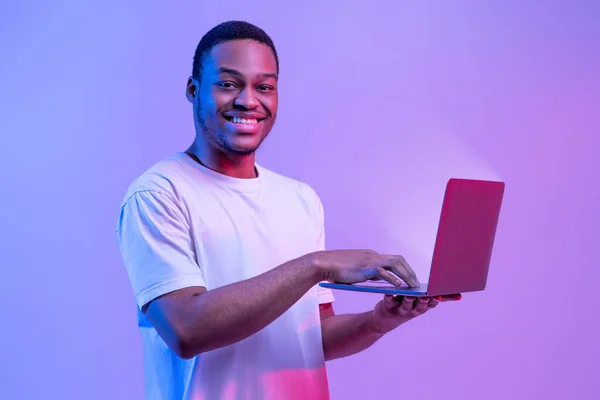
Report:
116,190,206,312
314,193,335,305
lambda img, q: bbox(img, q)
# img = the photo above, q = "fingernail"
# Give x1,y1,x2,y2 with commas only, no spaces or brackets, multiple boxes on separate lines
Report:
395,278,403,286
435,296,442,301
457,294,462,300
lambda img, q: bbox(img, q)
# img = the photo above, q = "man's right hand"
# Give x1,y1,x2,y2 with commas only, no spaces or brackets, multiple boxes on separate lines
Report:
311,250,421,288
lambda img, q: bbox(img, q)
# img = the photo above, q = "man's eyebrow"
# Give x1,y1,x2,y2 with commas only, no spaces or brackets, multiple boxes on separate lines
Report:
217,67,278,80
257,72,278,80
217,67,243,76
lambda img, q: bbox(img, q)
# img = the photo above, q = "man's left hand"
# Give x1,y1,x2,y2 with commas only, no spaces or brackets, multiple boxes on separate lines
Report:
370,293,462,334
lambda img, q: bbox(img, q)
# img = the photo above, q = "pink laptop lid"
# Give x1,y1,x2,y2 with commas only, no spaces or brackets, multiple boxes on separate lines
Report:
427,179,505,296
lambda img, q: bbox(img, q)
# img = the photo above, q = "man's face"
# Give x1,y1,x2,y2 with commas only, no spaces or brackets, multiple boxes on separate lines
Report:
192,39,278,156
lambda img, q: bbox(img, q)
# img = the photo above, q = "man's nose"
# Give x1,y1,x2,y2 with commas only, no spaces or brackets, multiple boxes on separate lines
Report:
234,87,259,109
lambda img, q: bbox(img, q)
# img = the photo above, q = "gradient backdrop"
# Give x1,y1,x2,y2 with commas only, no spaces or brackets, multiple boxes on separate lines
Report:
1,1,599,399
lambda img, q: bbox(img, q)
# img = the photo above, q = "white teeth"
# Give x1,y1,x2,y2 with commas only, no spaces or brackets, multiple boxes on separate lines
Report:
232,117,258,124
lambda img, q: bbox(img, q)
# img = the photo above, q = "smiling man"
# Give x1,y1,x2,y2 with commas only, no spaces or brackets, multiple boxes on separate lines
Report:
117,21,459,400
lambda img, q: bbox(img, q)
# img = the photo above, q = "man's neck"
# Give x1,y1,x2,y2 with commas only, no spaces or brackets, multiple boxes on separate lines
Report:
186,143,257,179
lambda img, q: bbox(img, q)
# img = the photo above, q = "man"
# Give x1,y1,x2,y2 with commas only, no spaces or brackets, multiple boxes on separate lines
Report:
117,20,460,400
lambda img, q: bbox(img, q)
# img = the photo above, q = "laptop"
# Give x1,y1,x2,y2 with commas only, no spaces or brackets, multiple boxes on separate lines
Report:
319,178,505,297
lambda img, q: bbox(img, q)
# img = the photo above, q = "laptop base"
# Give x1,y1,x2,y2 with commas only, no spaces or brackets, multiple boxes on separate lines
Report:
319,281,430,296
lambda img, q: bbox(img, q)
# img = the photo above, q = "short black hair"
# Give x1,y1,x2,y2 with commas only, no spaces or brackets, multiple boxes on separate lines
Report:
192,21,279,81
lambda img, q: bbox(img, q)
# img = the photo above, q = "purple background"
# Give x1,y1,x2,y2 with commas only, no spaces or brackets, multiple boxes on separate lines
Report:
1,1,599,399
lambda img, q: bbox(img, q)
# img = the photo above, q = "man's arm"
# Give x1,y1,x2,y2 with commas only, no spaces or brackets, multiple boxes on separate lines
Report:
319,294,461,361
319,303,385,361
145,250,419,360
145,253,322,359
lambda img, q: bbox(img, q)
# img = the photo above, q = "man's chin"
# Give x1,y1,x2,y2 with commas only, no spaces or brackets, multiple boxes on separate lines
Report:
223,140,260,156
225,135,266,155
228,146,257,156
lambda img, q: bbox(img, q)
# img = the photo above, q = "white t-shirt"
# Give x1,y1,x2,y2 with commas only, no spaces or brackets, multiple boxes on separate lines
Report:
116,152,335,400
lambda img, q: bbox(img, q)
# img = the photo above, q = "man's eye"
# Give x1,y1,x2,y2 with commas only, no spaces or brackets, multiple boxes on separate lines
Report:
218,82,237,89
257,85,274,92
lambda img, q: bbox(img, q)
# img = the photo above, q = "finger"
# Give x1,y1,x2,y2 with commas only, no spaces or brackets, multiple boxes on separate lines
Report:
383,255,420,287
382,295,405,314
428,296,442,309
383,294,399,310
376,266,403,286
391,295,404,305
414,297,431,314
396,256,420,287
379,260,413,286
398,296,417,314
440,293,462,302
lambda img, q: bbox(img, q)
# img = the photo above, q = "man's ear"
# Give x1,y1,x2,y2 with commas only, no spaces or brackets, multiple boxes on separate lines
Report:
186,76,198,104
